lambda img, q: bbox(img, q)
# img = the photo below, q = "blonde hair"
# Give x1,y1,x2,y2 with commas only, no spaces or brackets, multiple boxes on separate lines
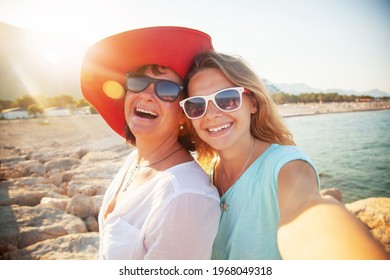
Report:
185,51,295,169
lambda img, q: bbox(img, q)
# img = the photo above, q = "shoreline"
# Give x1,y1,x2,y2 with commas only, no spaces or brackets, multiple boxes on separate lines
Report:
278,101,390,118
1,101,388,156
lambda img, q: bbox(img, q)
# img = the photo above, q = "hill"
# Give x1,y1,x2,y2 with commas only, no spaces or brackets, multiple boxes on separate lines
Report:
273,82,390,97
0,22,89,100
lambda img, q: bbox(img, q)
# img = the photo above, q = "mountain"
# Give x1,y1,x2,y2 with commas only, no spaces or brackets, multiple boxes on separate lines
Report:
0,22,89,100
364,89,390,98
273,83,322,95
273,82,390,97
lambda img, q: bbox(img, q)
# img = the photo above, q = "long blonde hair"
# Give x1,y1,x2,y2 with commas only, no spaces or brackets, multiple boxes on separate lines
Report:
185,51,295,168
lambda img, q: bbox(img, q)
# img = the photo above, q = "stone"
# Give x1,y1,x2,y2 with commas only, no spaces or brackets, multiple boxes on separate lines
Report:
2,232,99,260
0,182,54,206
0,205,87,250
44,158,81,172
40,196,69,211
346,197,390,253
320,187,343,202
85,216,99,232
66,194,98,218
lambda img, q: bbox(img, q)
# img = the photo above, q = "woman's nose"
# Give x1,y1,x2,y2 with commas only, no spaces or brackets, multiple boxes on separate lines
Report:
139,84,156,101
204,100,222,119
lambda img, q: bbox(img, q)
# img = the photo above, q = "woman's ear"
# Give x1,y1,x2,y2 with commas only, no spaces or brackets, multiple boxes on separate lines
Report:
250,95,258,114
178,113,191,137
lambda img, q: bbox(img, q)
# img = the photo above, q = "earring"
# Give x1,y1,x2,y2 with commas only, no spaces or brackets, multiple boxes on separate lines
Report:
179,125,184,130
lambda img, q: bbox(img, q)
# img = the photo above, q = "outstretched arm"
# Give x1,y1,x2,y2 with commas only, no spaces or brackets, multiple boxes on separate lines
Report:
277,160,388,259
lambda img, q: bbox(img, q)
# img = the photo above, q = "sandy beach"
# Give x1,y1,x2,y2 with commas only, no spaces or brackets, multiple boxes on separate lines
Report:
0,114,125,159
277,101,390,117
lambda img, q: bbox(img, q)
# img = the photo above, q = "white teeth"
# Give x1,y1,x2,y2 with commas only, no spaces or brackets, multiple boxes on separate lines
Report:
136,108,157,117
208,124,231,133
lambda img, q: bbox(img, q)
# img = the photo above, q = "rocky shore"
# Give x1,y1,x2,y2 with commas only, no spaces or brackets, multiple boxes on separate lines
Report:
0,115,127,259
1,104,389,259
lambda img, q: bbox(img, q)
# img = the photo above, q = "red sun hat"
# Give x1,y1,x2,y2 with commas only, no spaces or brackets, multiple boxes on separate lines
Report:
80,26,214,138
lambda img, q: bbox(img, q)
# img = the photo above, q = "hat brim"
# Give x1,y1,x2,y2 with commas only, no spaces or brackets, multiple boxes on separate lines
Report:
80,26,213,138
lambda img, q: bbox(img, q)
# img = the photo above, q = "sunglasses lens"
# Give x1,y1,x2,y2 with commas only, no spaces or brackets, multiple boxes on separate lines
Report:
126,74,149,92
156,81,181,102
215,89,241,111
183,98,207,119
182,88,242,119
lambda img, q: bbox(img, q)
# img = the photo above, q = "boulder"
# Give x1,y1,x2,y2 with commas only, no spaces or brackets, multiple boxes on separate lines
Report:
66,194,98,218
40,196,69,211
44,158,81,172
320,187,342,202
346,197,390,253
2,232,99,260
0,181,54,206
85,216,99,232
0,205,87,250
67,181,101,197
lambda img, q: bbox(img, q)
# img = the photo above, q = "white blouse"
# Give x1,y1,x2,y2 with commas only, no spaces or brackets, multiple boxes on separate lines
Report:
98,150,221,260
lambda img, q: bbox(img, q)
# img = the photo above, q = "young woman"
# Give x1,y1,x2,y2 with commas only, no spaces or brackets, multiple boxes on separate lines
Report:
180,51,388,259
80,27,220,259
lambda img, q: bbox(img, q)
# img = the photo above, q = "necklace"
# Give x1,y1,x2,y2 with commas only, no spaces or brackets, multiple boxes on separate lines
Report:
219,138,255,212
122,146,184,192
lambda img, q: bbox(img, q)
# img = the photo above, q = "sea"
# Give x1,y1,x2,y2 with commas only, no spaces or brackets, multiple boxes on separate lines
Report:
284,109,390,203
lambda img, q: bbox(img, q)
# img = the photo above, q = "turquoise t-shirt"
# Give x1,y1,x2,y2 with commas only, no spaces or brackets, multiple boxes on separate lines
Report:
211,144,320,260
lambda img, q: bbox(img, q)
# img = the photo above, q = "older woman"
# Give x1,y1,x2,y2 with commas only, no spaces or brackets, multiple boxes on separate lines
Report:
81,27,220,260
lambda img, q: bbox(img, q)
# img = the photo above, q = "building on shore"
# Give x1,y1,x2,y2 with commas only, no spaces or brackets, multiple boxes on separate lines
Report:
0,107,29,119
43,107,71,117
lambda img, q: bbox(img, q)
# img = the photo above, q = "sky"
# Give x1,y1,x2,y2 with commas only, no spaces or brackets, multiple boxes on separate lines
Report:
0,0,389,93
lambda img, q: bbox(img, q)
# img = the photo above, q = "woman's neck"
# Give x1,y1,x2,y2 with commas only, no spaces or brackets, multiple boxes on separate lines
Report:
216,138,270,194
135,136,182,166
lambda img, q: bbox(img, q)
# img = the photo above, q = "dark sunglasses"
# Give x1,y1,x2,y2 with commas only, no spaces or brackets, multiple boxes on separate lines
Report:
126,72,184,102
180,87,252,120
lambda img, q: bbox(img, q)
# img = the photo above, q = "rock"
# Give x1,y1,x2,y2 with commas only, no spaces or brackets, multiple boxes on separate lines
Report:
0,115,127,259
44,158,81,172
40,196,69,211
66,194,98,218
74,148,89,159
0,206,20,249
62,171,75,182
81,150,123,162
1,155,26,164
0,182,54,206
26,162,46,176
85,216,99,232
67,181,101,197
91,195,104,214
44,191,69,199
2,232,99,260
320,187,343,202
30,150,68,164
0,205,87,250
13,177,47,187
0,240,17,256
346,197,390,253
45,170,64,186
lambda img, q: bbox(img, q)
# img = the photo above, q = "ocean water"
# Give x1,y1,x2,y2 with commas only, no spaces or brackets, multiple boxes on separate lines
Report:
284,110,390,203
